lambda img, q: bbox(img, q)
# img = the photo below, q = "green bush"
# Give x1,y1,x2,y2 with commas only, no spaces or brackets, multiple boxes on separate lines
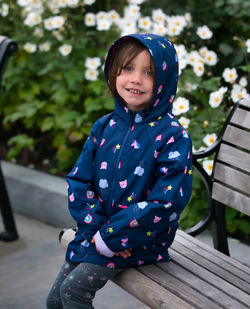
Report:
0,0,249,238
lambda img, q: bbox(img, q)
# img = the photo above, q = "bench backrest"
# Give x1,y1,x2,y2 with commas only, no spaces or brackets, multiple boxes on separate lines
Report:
0,36,18,86
212,98,250,216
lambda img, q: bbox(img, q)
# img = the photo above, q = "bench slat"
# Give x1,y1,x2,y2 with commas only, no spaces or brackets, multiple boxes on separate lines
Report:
138,264,221,309
217,143,250,173
213,162,250,194
175,230,250,283
171,242,250,306
239,98,250,108
158,260,249,309
223,124,250,151
112,267,194,309
168,249,250,307
212,182,250,215
230,107,250,130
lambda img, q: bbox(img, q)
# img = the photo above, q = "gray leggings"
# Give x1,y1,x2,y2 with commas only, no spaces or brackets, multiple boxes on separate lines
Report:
46,262,122,309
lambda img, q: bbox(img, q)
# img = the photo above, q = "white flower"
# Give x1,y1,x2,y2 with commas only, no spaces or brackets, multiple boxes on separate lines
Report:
108,10,120,24
171,15,187,29
231,84,249,103
25,0,44,14
1,3,9,17
58,0,67,8
199,46,208,58
34,27,44,38
193,62,205,77
246,39,250,52
24,12,42,27
96,11,108,22
138,16,152,31
17,0,32,7
59,44,72,56
178,116,190,128
173,97,190,116
203,133,217,146
52,30,64,41
53,16,66,29
152,9,166,24
178,58,187,75
175,44,188,59
47,2,60,14
97,19,111,31
85,13,96,26
209,87,227,108
205,50,217,66
239,77,248,88
85,57,101,69
39,42,51,52
120,24,138,36
196,25,213,40
152,23,168,36
166,18,184,37
184,12,192,24
124,4,141,19
85,68,98,81
67,0,80,8
203,160,214,175
222,68,238,83
128,0,145,4
84,0,96,5
185,82,198,92
23,42,37,53
186,50,203,65
44,17,54,30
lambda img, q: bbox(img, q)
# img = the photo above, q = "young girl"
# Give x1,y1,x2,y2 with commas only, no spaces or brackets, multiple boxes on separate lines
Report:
47,33,192,309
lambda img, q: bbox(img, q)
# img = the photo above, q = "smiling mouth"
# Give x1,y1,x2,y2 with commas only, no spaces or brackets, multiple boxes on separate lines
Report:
127,88,144,94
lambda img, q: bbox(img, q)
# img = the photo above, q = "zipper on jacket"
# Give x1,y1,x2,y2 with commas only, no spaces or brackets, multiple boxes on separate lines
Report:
108,119,134,214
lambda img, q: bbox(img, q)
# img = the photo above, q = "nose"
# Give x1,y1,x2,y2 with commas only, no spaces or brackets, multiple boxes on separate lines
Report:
131,71,142,84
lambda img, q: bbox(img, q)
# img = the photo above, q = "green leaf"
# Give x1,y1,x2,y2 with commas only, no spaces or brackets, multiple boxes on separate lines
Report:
226,207,238,221
7,134,34,159
219,43,234,56
240,65,250,73
41,117,54,132
51,88,69,105
84,97,102,112
236,219,250,235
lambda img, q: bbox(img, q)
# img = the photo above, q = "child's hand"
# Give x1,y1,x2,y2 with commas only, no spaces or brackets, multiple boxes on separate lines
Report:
92,236,132,258
91,236,103,255
115,248,132,259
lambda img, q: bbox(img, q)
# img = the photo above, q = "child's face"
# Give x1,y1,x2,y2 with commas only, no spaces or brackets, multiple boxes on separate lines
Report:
116,50,154,112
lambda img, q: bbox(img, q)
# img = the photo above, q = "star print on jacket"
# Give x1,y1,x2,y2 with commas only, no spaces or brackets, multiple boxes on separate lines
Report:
65,33,192,269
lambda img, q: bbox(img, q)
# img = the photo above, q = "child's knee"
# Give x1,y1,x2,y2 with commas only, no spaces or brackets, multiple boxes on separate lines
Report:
46,293,62,309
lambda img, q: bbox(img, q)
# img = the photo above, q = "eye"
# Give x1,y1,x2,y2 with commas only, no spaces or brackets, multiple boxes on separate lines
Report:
123,65,132,72
146,70,153,76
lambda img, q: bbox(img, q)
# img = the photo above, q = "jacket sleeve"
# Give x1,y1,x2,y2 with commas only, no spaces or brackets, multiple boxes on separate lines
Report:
66,127,107,242
94,131,192,256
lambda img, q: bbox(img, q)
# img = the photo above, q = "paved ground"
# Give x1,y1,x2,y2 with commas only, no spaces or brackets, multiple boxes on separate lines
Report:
0,213,249,309
0,214,148,309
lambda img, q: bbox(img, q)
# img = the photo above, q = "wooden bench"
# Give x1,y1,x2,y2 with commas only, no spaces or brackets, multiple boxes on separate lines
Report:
60,98,250,308
0,36,19,241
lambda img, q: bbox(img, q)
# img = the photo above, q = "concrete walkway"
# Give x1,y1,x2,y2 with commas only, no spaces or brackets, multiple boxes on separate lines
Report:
0,214,148,309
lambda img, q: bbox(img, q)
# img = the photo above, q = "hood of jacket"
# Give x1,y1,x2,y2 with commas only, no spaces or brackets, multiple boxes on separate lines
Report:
104,33,179,122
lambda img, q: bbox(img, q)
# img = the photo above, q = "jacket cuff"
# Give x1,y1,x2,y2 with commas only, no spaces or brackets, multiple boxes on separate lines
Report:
94,231,115,257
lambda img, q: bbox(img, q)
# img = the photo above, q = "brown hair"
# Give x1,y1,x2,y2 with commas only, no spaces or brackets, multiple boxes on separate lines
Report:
107,38,155,101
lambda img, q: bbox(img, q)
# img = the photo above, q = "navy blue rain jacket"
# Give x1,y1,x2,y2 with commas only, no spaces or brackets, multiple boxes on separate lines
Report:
65,33,192,269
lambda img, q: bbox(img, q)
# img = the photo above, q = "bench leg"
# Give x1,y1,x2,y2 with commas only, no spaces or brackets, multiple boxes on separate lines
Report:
211,201,229,255
0,161,19,241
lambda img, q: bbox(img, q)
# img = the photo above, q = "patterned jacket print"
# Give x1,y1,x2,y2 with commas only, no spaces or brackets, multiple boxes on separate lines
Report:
65,33,192,269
